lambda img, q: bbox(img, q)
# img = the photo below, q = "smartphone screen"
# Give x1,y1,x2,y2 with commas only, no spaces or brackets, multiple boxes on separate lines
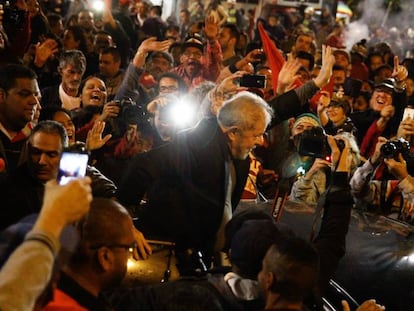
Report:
403,107,414,121
57,152,89,185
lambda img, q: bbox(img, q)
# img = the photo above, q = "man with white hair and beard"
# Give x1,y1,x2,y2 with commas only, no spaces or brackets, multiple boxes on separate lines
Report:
118,91,273,274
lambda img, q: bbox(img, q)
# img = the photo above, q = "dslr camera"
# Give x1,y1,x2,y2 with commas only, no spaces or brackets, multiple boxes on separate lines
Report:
298,127,345,158
114,98,146,123
380,138,410,159
109,97,148,139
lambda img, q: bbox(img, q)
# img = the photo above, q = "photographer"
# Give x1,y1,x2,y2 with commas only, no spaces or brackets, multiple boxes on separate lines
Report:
290,125,360,206
350,136,414,224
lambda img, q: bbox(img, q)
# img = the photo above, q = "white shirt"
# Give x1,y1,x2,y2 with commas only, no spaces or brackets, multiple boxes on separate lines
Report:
59,84,81,111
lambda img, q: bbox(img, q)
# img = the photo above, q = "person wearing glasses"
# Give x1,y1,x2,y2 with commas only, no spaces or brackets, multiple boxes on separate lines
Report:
43,198,137,310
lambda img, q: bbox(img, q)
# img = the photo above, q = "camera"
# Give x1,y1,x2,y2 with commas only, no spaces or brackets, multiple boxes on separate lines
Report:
298,127,345,158
114,98,146,124
380,138,410,159
238,74,266,88
109,97,148,139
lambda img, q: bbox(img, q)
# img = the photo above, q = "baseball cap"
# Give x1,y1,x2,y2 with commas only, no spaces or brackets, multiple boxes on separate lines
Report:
149,51,174,65
333,48,351,63
374,78,395,93
182,37,204,53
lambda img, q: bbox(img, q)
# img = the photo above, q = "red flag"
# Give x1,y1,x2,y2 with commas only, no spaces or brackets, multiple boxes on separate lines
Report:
258,22,303,93
258,22,284,93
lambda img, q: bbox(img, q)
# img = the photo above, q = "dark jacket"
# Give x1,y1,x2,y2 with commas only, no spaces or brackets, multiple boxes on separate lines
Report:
313,172,353,296
40,84,62,109
117,118,250,256
350,90,407,144
0,162,117,230
0,163,43,230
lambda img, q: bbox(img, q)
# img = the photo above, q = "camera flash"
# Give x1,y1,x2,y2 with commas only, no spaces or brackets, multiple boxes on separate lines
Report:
92,0,105,12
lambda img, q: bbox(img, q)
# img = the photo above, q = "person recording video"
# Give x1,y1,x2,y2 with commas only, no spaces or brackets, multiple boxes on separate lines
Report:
350,134,414,224
286,113,360,206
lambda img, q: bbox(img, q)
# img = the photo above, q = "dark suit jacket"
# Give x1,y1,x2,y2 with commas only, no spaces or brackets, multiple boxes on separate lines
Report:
117,118,250,255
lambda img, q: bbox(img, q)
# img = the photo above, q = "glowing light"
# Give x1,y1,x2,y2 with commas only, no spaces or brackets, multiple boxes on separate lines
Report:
127,259,136,269
407,253,414,265
297,166,305,176
92,0,105,12
169,99,196,128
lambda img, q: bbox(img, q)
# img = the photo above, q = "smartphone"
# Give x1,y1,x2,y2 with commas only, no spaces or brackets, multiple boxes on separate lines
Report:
57,148,89,185
239,74,266,88
403,107,414,121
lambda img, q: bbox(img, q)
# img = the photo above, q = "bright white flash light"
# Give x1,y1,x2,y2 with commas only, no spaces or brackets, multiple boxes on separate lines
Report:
169,100,196,128
92,0,105,12
297,166,306,176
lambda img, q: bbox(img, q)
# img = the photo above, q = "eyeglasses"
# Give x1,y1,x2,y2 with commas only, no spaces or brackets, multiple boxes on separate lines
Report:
90,242,137,256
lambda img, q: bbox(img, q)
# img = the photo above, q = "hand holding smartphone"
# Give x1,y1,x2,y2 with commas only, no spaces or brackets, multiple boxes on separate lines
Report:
57,147,89,185
403,107,414,121
237,74,267,88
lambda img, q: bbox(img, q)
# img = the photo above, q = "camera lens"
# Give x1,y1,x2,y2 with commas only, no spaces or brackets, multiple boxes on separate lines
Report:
380,142,397,158
380,138,410,158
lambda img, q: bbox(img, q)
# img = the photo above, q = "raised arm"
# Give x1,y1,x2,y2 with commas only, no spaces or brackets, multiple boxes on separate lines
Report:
0,178,92,310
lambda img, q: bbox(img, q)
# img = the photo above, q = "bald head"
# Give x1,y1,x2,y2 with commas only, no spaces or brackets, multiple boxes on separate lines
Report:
80,198,132,246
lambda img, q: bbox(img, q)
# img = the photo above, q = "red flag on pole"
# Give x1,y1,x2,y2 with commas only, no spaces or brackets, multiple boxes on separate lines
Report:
258,22,285,93
258,22,303,93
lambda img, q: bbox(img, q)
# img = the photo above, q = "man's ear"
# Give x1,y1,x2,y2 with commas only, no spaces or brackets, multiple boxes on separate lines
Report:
96,247,114,272
226,126,238,141
263,271,275,291
58,66,63,77
288,117,295,130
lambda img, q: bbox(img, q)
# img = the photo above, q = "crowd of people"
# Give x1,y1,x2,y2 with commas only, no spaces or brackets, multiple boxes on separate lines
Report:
0,0,412,309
